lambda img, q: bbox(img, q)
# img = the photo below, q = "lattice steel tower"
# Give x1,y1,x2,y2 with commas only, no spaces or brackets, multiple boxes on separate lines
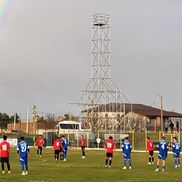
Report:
78,13,126,131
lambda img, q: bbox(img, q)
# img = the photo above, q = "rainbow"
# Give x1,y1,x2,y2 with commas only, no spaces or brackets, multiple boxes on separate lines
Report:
0,0,13,27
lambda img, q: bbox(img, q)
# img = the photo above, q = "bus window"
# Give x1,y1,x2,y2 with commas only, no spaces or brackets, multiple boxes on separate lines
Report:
75,124,79,129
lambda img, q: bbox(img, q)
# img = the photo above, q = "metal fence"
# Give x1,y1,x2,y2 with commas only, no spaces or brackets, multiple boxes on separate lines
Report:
42,130,182,151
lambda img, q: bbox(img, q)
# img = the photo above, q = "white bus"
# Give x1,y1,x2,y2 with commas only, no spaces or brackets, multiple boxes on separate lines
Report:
56,120,91,135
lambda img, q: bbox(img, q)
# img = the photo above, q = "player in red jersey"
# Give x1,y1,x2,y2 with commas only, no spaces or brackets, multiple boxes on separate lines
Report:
80,135,86,159
0,135,11,174
146,137,154,164
53,137,63,161
104,136,115,167
36,135,44,157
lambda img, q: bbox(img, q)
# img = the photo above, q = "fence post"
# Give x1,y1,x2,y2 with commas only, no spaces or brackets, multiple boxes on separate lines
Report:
132,131,135,150
120,130,122,149
87,132,89,148
97,130,99,148
159,131,161,141
145,130,147,151
178,133,180,144
170,134,173,151
68,130,70,141
76,132,79,148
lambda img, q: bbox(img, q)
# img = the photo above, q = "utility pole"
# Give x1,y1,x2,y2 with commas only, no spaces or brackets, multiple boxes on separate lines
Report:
68,110,71,121
19,112,21,132
157,95,163,132
13,113,16,130
123,103,126,133
26,107,29,134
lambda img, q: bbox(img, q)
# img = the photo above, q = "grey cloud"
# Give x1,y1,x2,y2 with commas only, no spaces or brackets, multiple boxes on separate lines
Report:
0,0,182,118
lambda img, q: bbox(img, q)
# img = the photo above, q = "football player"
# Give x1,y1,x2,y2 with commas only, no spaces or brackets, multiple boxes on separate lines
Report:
172,137,180,168
104,136,115,168
146,137,154,164
122,137,132,169
155,136,168,172
17,136,30,175
0,135,11,174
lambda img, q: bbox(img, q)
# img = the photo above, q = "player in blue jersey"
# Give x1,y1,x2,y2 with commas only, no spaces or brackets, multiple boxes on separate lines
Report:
61,135,68,161
172,137,180,168
155,136,168,172
122,137,132,169
17,136,30,175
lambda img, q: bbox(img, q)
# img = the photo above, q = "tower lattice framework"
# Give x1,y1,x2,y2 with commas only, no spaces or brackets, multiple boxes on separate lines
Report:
77,13,127,131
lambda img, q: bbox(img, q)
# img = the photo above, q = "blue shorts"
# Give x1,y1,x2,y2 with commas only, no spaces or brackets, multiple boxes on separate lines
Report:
123,153,131,159
158,154,167,160
20,157,28,166
173,152,180,158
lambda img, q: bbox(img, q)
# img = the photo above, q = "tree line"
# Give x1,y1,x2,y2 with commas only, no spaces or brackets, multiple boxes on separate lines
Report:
0,113,20,129
0,112,79,130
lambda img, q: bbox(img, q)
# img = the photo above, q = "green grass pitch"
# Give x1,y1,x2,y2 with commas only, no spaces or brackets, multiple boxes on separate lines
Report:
0,148,182,182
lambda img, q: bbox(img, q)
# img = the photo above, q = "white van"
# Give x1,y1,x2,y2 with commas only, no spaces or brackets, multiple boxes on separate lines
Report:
56,120,91,134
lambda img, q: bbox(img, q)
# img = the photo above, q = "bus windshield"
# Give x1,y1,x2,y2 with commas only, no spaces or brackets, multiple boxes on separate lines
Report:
60,124,79,130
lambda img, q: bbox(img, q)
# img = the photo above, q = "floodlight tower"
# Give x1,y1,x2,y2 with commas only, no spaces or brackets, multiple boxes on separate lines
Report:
77,13,125,131
32,105,37,145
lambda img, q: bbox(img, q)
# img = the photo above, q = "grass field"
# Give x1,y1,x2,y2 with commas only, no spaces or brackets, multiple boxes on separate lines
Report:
1,148,182,182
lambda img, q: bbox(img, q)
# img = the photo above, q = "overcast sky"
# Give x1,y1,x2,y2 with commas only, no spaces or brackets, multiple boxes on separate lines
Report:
0,0,182,118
